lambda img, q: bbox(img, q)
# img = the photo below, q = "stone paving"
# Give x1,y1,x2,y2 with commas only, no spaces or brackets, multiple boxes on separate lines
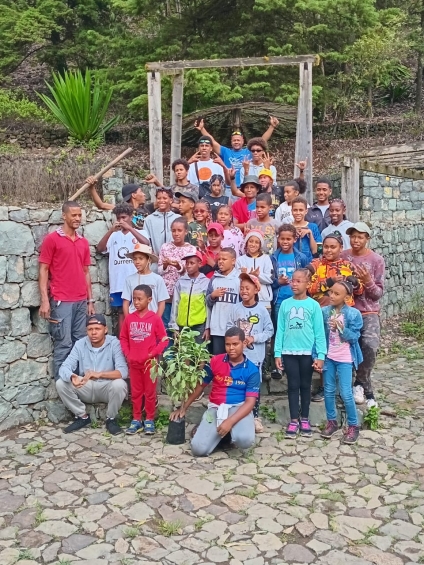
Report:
0,353,424,565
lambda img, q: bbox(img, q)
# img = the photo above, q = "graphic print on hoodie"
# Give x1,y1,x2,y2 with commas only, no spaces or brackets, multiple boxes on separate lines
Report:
120,311,168,365
206,268,241,336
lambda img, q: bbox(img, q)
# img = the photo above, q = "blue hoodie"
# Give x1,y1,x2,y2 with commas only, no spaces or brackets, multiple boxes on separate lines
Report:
271,248,308,306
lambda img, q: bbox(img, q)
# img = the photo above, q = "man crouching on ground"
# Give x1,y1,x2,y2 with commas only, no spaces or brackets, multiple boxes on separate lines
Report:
56,314,128,435
170,326,259,456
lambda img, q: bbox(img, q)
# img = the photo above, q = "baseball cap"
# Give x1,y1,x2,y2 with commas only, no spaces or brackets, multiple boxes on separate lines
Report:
175,191,199,203
86,314,107,327
346,222,372,237
207,222,224,235
258,168,273,180
122,184,141,202
183,250,203,261
198,135,213,145
239,273,261,293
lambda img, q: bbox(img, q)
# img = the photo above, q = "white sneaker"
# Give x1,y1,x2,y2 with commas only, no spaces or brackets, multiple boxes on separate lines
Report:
353,385,365,405
254,417,264,434
366,398,378,409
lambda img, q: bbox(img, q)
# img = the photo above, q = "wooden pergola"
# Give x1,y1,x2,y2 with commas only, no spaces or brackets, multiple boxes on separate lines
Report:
145,55,317,201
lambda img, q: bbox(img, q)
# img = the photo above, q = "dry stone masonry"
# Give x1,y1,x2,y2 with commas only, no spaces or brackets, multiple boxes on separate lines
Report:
0,205,112,431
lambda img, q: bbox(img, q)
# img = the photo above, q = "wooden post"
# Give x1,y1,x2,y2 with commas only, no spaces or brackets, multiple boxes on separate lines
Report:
147,72,163,199
341,156,360,222
294,62,313,204
170,72,184,184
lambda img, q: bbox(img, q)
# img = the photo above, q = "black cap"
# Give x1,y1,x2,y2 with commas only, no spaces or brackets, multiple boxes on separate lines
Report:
175,191,199,203
198,135,213,145
86,314,107,327
122,183,141,202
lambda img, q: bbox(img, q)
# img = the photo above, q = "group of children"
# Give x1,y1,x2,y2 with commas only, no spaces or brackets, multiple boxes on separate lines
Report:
98,171,384,445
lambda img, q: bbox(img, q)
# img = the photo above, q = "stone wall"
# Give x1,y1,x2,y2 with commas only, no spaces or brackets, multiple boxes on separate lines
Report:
0,205,111,431
360,171,424,318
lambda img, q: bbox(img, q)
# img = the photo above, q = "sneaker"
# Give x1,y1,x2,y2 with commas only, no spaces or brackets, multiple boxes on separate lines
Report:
144,420,156,435
63,416,91,434
353,384,365,405
299,418,312,437
106,418,123,436
285,421,299,439
343,425,359,444
125,420,143,435
311,386,325,402
271,370,282,380
254,417,264,433
321,420,339,439
366,398,378,409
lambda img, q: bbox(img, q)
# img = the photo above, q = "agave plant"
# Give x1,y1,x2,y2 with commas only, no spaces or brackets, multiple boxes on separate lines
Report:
38,69,119,143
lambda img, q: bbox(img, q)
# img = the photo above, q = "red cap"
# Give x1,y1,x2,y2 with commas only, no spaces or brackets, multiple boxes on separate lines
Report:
183,250,203,261
207,222,224,235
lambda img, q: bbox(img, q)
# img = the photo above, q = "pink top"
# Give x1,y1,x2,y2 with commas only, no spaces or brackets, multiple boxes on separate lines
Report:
158,242,196,296
327,313,352,363
222,226,244,257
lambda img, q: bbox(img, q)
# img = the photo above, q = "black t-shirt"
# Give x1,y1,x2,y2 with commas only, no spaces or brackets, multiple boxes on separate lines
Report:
203,194,229,220
269,186,284,218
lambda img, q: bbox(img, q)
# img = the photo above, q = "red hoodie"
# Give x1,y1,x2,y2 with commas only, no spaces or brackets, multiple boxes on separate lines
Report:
120,311,168,366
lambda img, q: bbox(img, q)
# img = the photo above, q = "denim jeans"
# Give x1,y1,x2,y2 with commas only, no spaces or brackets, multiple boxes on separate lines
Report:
323,358,358,426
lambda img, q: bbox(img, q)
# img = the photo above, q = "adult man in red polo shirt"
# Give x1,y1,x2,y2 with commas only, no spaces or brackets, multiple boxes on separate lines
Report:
39,201,95,380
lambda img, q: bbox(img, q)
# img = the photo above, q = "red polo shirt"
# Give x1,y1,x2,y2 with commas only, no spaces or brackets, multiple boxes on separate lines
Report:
39,228,91,301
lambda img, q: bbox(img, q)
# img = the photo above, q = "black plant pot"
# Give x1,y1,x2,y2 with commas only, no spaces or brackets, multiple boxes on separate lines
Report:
166,417,186,444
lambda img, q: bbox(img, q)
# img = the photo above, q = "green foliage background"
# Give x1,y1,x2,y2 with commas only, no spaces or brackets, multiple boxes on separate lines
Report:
0,0,423,123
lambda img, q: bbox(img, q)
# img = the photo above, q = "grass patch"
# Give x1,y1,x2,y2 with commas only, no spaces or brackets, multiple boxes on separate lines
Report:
235,487,258,499
318,491,345,502
157,520,183,537
363,406,380,430
273,430,284,442
155,408,171,431
117,403,133,428
25,442,43,455
34,503,46,526
260,405,277,423
123,526,140,539
194,516,213,531
17,549,34,561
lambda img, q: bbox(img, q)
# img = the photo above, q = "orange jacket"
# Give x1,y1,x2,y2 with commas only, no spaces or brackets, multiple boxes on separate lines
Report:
308,257,363,306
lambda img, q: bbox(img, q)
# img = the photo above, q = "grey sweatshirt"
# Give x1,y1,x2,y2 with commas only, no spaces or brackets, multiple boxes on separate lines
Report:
206,269,241,336
58,335,128,382
144,210,181,255
227,302,274,366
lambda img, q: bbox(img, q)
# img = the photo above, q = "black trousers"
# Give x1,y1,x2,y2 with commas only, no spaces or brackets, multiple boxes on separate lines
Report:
282,354,314,420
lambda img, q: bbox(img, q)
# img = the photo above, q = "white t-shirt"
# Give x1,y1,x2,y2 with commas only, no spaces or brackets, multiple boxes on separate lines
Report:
275,201,310,225
240,164,277,184
317,204,330,216
106,229,149,294
122,272,169,314
188,160,224,186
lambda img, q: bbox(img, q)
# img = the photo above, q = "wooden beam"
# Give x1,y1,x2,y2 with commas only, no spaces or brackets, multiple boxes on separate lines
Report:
147,71,163,197
359,159,424,180
170,72,184,184
360,141,424,158
341,156,360,222
146,55,317,73
294,62,313,204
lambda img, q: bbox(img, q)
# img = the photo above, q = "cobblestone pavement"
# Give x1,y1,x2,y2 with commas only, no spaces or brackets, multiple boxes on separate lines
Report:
1,354,424,565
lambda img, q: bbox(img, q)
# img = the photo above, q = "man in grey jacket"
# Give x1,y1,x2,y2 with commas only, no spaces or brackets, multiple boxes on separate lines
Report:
56,314,128,435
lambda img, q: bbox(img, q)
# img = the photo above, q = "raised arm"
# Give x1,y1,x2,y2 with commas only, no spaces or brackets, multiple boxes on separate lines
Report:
261,116,279,143
195,118,221,154
86,176,114,211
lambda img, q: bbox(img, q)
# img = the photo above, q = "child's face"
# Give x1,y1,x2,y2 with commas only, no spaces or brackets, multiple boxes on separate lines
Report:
256,201,271,220
240,280,256,302
194,203,209,224
329,283,349,307
174,164,188,181
290,272,309,295
250,144,264,161
207,229,223,248
246,236,261,256
217,207,231,227
323,237,342,261
259,175,272,191
217,251,235,274
116,213,132,226
284,185,299,204
156,191,172,212
291,202,307,223
185,257,201,277
329,202,344,226
316,182,332,204
132,289,151,311
349,230,369,252
278,231,295,253
243,183,259,199
132,253,149,272
171,222,187,245
210,180,222,196
178,196,194,215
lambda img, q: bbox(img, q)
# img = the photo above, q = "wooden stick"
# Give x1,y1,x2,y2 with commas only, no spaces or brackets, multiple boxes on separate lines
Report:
69,147,134,200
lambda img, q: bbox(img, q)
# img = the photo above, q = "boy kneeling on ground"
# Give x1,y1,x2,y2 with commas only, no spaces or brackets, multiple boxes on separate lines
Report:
170,327,260,457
